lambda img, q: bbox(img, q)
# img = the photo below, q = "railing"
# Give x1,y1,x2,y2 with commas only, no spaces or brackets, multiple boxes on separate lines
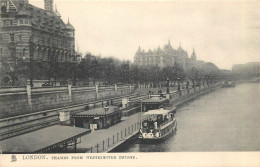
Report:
86,121,141,153
0,84,133,95
0,87,26,94
31,86,68,93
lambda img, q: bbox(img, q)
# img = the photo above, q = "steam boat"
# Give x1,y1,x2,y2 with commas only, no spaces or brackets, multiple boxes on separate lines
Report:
222,80,236,87
138,107,177,142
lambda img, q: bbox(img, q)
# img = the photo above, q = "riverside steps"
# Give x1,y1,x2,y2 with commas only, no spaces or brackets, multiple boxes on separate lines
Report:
77,83,221,153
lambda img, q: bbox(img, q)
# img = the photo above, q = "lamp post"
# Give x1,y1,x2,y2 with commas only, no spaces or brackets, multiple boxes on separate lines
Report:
29,35,34,87
202,77,205,87
7,41,17,86
178,77,181,95
186,78,189,93
104,106,108,128
198,77,200,90
166,77,169,94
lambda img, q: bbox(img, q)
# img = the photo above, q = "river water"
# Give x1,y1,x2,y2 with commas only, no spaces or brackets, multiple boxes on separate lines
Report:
116,83,260,152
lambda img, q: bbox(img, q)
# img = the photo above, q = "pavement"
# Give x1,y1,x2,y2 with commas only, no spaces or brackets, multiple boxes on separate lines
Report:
75,112,147,153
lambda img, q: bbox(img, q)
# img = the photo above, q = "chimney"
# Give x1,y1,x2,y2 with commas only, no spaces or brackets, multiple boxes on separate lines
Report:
44,0,53,12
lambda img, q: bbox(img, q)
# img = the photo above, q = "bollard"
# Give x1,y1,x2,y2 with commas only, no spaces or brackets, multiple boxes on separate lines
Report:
121,130,123,139
117,133,119,142
125,128,127,137
108,138,110,147
96,144,99,153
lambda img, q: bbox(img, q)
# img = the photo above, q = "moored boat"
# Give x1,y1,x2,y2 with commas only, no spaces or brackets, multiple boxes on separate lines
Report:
221,80,236,87
138,108,177,143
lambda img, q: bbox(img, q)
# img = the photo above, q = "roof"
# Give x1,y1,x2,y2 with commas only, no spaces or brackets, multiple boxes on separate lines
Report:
0,125,90,153
12,3,72,35
66,21,75,30
73,106,119,117
143,107,176,115
17,6,31,16
142,97,168,104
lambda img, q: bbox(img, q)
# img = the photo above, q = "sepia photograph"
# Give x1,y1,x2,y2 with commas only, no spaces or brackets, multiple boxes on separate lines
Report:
0,0,260,166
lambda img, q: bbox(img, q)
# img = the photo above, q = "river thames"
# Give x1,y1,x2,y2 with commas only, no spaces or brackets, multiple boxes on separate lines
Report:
115,83,260,152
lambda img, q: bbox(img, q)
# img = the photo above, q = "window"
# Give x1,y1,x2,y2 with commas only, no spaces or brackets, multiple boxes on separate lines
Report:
18,35,22,41
20,19,24,24
1,6,7,13
3,20,7,26
25,20,29,24
6,20,10,26
10,34,14,42
0,48,3,58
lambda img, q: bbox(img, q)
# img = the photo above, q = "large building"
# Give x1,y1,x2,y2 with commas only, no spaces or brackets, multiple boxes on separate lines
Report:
0,0,78,86
134,41,200,70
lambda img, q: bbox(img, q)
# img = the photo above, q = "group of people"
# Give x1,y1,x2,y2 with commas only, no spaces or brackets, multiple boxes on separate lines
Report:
142,113,174,133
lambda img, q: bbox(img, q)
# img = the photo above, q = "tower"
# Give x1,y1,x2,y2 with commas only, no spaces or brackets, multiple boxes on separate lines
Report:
191,48,197,61
44,0,53,12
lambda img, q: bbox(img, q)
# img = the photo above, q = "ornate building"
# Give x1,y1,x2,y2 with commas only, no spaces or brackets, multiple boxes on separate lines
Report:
134,41,176,68
0,0,78,86
134,41,197,70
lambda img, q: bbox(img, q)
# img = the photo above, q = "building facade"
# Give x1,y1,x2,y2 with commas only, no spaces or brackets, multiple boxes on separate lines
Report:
134,41,199,71
0,0,78,86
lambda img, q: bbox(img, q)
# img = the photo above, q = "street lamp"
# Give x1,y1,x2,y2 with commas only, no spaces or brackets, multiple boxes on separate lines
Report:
104,106,109,128
186,78,190,93
29,35,34,87
178,77,181,95
7,41,17,86
166,77,169,94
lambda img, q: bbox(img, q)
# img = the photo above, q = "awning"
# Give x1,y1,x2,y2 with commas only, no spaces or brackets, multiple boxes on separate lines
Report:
0,125,91,153
143,107,176,116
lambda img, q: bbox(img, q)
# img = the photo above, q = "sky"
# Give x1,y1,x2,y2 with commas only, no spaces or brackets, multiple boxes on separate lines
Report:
29,0,260,70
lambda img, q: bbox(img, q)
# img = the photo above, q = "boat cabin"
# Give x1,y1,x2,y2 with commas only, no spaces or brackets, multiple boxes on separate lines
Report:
142,96,169,112
139,108,177,141
142,108,176,131
72,106,122,130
